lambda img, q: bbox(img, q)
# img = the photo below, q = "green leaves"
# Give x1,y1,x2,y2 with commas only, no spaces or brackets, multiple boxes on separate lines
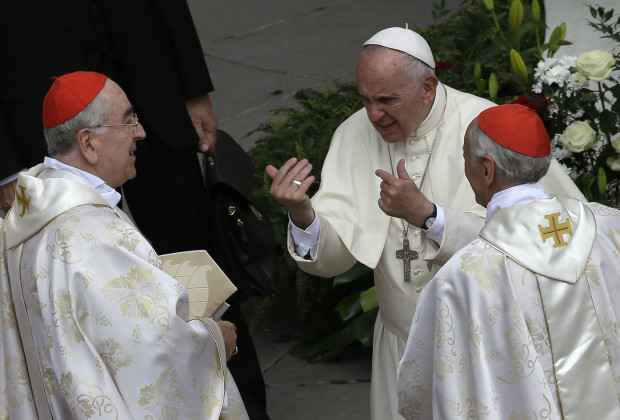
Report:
292,263,376,361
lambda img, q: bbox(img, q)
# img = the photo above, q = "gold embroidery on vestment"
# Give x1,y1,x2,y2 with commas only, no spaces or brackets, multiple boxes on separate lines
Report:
538,212,572,247
15,185,30,218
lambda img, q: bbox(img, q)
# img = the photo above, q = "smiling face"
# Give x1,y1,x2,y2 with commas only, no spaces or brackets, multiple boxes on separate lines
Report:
90,80,146,188
356,47,435,143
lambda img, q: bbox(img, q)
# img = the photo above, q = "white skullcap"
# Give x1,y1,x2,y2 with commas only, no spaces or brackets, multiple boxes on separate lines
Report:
363,27,435,69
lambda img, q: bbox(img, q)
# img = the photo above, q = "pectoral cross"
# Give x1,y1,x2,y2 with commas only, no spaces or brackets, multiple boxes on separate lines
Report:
396,238,418,282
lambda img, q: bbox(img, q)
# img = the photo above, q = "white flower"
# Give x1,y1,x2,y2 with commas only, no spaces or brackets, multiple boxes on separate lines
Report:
559,121,598,152
552,141,573,160
546,65,572,87
558,55,578,67
577,50,615,82
558,162,575,179
547,102,559,116
612,137,620,154
566,71,587,91
606,156,620,171
534,58,556,81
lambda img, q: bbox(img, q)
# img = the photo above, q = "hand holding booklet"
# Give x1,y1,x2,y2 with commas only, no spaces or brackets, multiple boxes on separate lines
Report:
159,250,237,320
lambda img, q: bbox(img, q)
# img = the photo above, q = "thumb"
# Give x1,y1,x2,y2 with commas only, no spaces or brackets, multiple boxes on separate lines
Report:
265,165,278,180
396,159,411,181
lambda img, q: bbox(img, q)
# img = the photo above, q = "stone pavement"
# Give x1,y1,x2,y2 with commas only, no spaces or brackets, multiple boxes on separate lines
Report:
184,0,461,418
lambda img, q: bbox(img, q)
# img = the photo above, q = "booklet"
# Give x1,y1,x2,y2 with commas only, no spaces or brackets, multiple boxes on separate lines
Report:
159,250,237,320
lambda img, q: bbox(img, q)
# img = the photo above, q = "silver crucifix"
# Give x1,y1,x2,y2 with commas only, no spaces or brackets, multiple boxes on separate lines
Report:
396,238,418,282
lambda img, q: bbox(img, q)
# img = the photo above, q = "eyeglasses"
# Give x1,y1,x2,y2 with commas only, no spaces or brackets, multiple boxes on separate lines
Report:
90,112,139,133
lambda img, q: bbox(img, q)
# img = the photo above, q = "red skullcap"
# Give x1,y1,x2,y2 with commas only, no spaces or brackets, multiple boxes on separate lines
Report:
42,71,108,128
478,104,550,157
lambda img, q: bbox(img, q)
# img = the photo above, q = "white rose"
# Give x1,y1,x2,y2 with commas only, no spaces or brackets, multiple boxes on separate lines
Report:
576,50,615,81
612,137,620,154
559,121,598,152
607,156,620,171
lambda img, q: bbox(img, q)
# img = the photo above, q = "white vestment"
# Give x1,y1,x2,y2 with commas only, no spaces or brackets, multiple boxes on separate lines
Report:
287,84,587,419
398,196,620,419
1,164,248,419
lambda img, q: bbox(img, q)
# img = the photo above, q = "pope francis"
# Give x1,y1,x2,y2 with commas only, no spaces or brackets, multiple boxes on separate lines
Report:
0,71,248,419
398,104,620,419
266,27,588,419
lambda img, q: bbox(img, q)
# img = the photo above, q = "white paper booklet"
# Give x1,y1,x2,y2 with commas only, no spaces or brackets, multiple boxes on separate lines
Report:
159,250,237,320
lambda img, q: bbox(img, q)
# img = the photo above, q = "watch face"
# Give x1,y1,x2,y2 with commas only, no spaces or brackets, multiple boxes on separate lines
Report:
425,217,436,229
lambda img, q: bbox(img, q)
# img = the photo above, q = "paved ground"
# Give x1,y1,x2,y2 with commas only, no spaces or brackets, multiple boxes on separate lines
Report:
184,0,461,418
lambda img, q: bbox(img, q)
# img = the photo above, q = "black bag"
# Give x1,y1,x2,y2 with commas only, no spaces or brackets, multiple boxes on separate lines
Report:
202,130,278,302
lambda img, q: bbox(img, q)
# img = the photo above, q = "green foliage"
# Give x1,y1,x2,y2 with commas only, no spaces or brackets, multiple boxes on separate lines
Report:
588,5,620,43
420,0,568,102
289,264,376,362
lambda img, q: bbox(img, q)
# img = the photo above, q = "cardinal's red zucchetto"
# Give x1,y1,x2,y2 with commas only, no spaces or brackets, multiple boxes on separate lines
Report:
478,104,551,157
42,71,108,128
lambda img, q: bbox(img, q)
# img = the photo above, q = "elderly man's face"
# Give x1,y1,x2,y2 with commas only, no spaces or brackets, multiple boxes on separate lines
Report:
91,80,146,188
356,48,431,143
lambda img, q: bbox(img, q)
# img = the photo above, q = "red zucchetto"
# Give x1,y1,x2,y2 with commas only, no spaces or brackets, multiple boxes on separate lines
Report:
42,71,108,128
478,104,551,157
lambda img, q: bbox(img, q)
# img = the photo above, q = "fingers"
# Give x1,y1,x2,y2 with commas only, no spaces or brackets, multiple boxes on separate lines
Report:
396,158,412,181
217,320,238,361
185,93,217,152
375,168,394,182
265,157,316,229
0,179,18,213
198,127,217,152
266,157,314,193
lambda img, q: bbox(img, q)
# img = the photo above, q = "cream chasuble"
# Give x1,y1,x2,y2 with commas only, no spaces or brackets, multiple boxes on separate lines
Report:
1,164,248,419
287,84,586,419
398,197,620,419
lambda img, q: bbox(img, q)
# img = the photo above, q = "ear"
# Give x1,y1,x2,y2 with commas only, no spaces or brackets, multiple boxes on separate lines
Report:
481,155,496,186
76,128,100,165
421,75,439,105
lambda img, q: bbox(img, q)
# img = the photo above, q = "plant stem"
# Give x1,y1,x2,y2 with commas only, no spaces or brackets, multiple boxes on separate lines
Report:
491,10,510,45
597,82,606,111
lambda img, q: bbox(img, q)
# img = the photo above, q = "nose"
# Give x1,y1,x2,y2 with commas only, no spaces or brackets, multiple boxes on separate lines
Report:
134,122,147,141
365,103,385,122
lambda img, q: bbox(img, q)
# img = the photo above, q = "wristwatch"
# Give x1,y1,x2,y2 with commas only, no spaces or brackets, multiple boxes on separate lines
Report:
421,204,437,230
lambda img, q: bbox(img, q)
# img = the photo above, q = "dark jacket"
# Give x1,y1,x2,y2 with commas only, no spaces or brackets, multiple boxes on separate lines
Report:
0,0,213,179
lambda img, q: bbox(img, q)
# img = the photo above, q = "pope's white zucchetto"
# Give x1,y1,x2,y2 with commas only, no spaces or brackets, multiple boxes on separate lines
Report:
363,27,435,69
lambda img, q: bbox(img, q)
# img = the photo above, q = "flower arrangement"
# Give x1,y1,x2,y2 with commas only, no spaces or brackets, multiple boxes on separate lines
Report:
530,7,619,206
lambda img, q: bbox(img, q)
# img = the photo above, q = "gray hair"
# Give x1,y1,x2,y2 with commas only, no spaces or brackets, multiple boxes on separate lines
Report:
468,123,552,184
44,93,112,156
362,44,435,85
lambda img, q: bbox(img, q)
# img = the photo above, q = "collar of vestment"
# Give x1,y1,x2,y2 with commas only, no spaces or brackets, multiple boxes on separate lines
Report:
410,83,446,139
480,196,595,283
44,156,121,207
5,163,110,249
486,182,549,221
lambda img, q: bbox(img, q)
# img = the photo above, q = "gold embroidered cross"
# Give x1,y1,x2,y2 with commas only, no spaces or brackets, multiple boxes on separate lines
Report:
538,212,572,248
15,185,31,217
